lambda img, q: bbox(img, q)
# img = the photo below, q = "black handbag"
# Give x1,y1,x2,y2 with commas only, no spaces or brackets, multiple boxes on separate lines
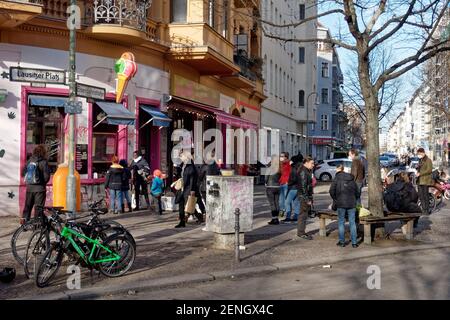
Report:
331,201,337,211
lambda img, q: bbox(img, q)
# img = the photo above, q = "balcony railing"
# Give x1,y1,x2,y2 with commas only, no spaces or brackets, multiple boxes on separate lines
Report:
93,0,151,32
233,53,256,81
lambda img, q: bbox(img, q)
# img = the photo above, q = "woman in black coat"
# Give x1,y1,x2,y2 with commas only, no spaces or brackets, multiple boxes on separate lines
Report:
175,152,204,228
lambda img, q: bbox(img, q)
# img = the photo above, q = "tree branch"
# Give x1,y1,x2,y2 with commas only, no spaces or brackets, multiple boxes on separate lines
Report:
365,0,387,35
259,9,345,29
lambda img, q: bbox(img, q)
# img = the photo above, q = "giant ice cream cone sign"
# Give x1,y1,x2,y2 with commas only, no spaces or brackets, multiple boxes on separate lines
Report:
115,52,137,103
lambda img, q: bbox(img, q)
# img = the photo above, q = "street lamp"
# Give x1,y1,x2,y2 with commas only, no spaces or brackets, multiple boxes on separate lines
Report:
306,92,319,156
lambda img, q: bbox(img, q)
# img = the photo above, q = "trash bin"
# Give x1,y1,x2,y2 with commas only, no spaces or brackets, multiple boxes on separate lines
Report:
52,164,81,211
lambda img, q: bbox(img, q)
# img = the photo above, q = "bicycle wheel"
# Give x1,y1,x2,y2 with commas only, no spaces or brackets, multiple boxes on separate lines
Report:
11,218,41,265
444,190,450,200
96,234,135,278
429,193,436,213
34,242,63,288
24,230,50,279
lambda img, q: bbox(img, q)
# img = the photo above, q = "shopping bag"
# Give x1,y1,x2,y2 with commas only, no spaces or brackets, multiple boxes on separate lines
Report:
184,195,197,214
171,178,183,191
131,193,137,209
359,207,371,217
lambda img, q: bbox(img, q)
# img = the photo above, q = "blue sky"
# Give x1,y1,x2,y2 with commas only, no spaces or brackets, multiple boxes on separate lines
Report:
318,6,425,131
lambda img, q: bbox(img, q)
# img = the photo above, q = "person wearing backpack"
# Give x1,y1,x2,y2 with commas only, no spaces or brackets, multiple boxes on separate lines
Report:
349,149,365,205
22,145,50,224
130,150,151,211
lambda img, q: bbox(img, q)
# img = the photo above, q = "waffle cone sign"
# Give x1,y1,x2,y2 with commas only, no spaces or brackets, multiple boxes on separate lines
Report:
115,52,137,103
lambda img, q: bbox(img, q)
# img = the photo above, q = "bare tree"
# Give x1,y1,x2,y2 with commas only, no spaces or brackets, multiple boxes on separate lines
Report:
259,0,450,217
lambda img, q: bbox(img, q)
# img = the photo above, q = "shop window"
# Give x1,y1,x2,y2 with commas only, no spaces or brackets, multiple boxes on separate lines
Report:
92,103,118,178
27,105,65,174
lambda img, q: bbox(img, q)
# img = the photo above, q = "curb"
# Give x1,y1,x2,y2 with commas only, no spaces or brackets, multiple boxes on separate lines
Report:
22,241,450,300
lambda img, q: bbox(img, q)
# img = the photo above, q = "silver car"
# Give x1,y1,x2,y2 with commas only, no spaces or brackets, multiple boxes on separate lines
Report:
380,156,390,167
314,159,353,182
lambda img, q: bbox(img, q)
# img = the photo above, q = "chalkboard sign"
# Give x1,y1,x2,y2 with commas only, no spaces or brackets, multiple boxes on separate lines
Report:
76,144,88,174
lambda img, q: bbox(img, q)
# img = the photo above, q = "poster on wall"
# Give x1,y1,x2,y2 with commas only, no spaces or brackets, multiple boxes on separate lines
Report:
106,137,115,155
160,128,168,174
76,144,88,175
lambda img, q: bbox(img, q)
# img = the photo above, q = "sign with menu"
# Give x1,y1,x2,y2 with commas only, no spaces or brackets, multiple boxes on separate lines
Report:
76,144,88,175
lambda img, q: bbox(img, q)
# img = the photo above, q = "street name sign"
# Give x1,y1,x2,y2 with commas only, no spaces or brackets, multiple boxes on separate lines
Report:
75,82,105,100
9,67,66,84
64,100,82,114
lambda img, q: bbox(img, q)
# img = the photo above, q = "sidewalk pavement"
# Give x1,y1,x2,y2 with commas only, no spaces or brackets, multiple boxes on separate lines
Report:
1,185,450,299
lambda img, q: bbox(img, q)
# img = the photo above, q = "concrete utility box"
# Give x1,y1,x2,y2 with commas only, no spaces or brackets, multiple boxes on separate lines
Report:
205,176,254,250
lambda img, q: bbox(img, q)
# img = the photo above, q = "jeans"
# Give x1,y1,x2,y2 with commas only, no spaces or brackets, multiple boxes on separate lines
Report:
285,189,300,220
418,185,430,214
297,199,310,236
121,190,131,205
337,208,357,245
109,189,123,212
266,188,280,217
279,184,288,212
22,191,46,221
356,182,363,206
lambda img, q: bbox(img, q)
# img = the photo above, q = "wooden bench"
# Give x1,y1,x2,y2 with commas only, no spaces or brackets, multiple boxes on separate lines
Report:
318,210,421,245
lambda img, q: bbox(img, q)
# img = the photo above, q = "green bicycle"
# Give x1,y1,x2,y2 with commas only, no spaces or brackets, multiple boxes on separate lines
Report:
34,213,135,288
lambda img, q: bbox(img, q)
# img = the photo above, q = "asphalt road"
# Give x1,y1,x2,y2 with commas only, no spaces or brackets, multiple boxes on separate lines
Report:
104,247,450,300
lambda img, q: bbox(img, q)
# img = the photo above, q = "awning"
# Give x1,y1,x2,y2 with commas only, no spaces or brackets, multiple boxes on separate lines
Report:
140,105,172,128
95,101,135,126
28,95,67,107
169,98,258,130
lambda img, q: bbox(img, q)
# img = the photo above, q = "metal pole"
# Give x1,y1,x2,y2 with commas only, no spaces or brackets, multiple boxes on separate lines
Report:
234,208,240,263
66,0,77,218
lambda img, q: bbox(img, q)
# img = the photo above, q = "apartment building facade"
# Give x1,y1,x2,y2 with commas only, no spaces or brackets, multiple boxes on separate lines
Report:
260,0,317,157
0,0,266,216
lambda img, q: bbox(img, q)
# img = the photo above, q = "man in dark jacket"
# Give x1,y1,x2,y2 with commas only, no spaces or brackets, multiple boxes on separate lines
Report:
416,147,433,214
105,155,125,214
119,159,132,213
130,150,151,211
198,150,221,213
349,149,365,205
175,152,204,228
296,157,315,240
22,145,50,223
329,165,360,248
290,152,304,167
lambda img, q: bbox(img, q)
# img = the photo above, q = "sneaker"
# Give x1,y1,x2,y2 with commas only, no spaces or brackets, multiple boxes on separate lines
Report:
175,222,186,228
291,218,298,223
268,219,279,225
352,244,359,248
281,218,291,223
298,234,313,240
336,241,346,247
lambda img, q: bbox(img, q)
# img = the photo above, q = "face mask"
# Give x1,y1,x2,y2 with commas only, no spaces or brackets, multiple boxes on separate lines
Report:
418,155,423,159
280,157,285,162
348,156,352,160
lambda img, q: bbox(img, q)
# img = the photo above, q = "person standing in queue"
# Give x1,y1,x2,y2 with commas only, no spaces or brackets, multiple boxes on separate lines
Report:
130,150,151,211
416,147,433,215
296,157,315,240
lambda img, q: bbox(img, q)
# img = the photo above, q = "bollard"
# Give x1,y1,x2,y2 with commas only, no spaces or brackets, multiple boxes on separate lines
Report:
234,208,240,263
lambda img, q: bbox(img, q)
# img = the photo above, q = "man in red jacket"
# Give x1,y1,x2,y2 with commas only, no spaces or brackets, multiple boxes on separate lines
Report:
278,152,291,216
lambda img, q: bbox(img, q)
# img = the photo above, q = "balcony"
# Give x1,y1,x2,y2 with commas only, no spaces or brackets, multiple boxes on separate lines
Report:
168,23,239,75
0,0,43,28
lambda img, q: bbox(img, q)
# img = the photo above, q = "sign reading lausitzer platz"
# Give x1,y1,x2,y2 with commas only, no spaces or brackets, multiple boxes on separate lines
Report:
9,67,66,84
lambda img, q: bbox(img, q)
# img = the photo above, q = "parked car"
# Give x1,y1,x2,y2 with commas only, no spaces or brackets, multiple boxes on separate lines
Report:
329,151,348,159
380,156,391,168
314,159,352,182
410,156,420,169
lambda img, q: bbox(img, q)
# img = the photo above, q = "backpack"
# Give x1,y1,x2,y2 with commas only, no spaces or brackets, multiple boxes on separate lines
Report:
24,160,42,185
431,169,440,181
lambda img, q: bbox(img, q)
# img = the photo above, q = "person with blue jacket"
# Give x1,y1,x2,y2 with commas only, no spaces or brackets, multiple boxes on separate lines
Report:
151,169,164,215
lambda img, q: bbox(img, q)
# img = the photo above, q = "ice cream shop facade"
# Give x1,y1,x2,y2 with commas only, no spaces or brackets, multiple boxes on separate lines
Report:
0,42,170,216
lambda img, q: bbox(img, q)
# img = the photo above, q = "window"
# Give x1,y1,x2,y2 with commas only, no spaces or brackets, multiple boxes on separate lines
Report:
234,33,248,55
274,64,278,96
92,103,119,177
298,47,305,63
279,68,282,99
321,88,329,104
270,60,273,94
321,62,329,77
299,90,305,107
321,114,329,130
27,102,66,174
171,0,187,22
208,0,215,27
299,4,305,19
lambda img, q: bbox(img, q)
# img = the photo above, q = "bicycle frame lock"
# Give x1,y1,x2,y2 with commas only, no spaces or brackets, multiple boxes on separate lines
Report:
234,208,240,264
60,226,121,264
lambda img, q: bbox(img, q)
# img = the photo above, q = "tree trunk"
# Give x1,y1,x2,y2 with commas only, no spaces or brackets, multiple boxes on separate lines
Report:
358,51,384,218
365,101,384,217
